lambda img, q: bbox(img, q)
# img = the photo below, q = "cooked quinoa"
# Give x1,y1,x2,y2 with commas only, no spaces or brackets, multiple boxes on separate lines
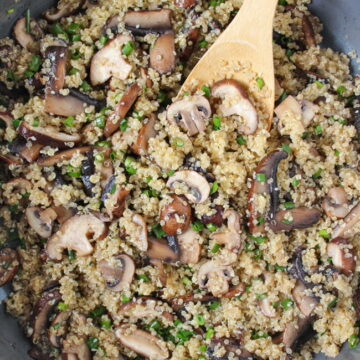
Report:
0,0,359,359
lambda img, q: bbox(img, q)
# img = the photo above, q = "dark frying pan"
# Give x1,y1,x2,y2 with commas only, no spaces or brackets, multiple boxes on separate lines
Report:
0,0,359,359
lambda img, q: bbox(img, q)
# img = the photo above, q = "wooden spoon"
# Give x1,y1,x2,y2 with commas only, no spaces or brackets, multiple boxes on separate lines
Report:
179,0,278,128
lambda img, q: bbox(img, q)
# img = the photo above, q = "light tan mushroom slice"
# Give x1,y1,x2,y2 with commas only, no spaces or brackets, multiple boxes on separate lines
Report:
52,206,76,224
13,18,36,51
132,214,148,251
131,114,157,155
115,326,169,360
198,260,234,297
322,187,349,219
150,32,176,74
37,146,93,166
166,95,211,136
332,202,360,239
98,254,135,291
259,297,276,318
19,122,81,149
146,237,179,262
177,228,201,264
292,280,318,317
212,209,242,252
150,258,167,286
166,170,210,204
211,79,258,135
26,207,57,238
46,215,106,261
327,237,356,276
44,93,87,117
90,34,133,86
299,100,319,127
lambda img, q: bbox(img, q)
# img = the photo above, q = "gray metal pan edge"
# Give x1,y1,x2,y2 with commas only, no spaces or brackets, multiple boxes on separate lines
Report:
0,0,359,359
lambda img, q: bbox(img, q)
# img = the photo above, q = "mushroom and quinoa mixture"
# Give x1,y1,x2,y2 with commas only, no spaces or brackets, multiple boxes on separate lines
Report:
0,0,360,359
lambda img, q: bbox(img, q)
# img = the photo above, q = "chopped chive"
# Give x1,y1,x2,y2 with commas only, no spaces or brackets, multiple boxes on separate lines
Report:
256,293,267,300
292,178,299,187
95,140,111,147
349,334,359,349
274,264,286,271
52,322,61,330
28,55,42,72
109,151,117,161
205,327,214,340
57,302,68,311
336,86,346,97
25,9,31,33
208,301,220,310
191,220,204,232
281,143,291,154
257,216,265,225
256,173,266,182
334,150,340,156
12,118,22,129
315,80,324,88
182,91,190,97
328,297,338,309
211,243,221,253
281,298,294,310
100,317,112,329
80,80,91,92
32,118,39,127
122,41,135,56
198,40,208,49
7,8,15,14
301,131,309,139
95,115,105,129
195,314,205,326
64,116,74,127
318,229,331,239
121,295,131,303
210,181,218,194
199,344,207,353
278,0,287,5
86,337,99,350
120,118,128,132
95,153,104,162
67,249,76,261
173,137,184,147
201,85,211,97
66,23,82,35
212,116,221,130
283,201,295,209
137,274,150,282
68,67,79,76
152,223,166,238
71,34,81,42
99,34,108,46
281,218,293,225
256,77,265,90
71,49,81,60
314,125,322,135
236,135,246,145
109,184,116,194
278,91,288,103
67,165,81,178
312,169,322,179
206,223,217,232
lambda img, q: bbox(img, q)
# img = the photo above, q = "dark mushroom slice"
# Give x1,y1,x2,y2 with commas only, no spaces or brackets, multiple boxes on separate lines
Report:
45,46,68,93
167,95,211,135
288,247,314,288
124,9,172,35
322,187,349,219
90,34,133,86
353,283,360,319
270,207,322,232
327,237,356,276
177,228,201,264
104,83,141,137
98,254,135,291
44,93,87,117
81,150,95,196
26,207,58,238
27,346,51,360
0,111,13,127
302,14,316,48
19,122,81,149
150,32,176,74
31,288,62,343
131,113,157,155
46,214,106,261
201,205,224,227
0,248,20,286
146,237,179,262
248,150,288,233
101,175,130,218
212,79,258,134
0,153,23,165
13,17,41,52
69,88,106,112
180,28,200,61
37,146,93,166
160,194,192,236
292,280,318,317
166,170,210,203
115,325,169,360
9,136,44,163
332,201,360,239
48,310,71,347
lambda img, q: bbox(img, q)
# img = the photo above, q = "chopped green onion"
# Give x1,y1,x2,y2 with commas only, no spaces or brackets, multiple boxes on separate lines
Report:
182,277,192,286
257,216,265,225
71,49,81,60
12,118,22,129
349,334,359,349
68,67,79,75
7,8,15,14
210,181,218,194
334,150,340,156
236,135,246,145
71,34,81,42
212,116,221,130
67,165,81,178
281,218,293,225
122,41,135,56
32,118,39,127
182,91,190,97
89,306,106,319
211,243,221,253
251,330,269,339
64,116,74,127
173,137,184,147
282,143,291,154
199,344,207,353
256,173,266,182
86,337,99,350
95,115,105,129
95,140,111,147
208,301,220,310
67,249,76,261
256,77,265,90
120,118,128,132
152,223,166,238
24,70,34,78
274,264,286,271
95,153,104,163
315,80,324,88
318,229,331,239
292,178,299,187
312,169,322,179
57,302,68,311
286,48,294,58
198,40,208,49
137,274,150,282
278,91,288,103
109,151,117,161
66,23,82,35
121,295,131,303
205,327,214,340
206,223,217,232
51,23,67,38
28,55,42,72
124,156,137,174
336,86,346,97
283,201,295,209
99,34,108,46
251,235,267,244
100,317,112,329
109,184,116,194
191,220,204,232
327,257,333,264
25,9,31,33
314,125,322,135
80,80,91,92
256,293,267,300
201,85,211,97
52,322,61,330
281,298,294,310
278,0,287,5
328,297,338,309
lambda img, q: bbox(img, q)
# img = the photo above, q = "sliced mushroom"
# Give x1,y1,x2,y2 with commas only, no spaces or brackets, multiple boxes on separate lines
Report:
140,67,153,90
52,206,76,224
101,175,130,218
131,113,157,155
44,93,87,117
201,205,224,227
299,100,319,127
150,32,176,74
166,170,210,203
13,18,39,52
332,202,360,239
177,228,201,264
146,237,179,262
160,194,192,236
26,207,58,238
37,146,93,166
28,346,50,360
248,150,288,233
19,122,81,149
62,338,91,360
292,280,318,317
103,14,120,34
115,325,169,360
31,289,62,342
80,150,95,196
212,79,258,135
48,310,71,347
90,34,133,86
45,46,68,93
19,143,44,163
322,187,349,219
0,153,23,165
259,297,276,318
104,83,141,137
212,209,242,252
302,15,316,48
198,260,234,297
5,177,32,195
0,248,20,286
270,207,322,232
46,214,106,261
327,237,356,276
0,111,13,127
288,247,314,288
124,9,172,35
98,254,135,291
180,28,200,62
167,95,211,136
69,88,106,111
132,214,148,251
170,293,217,311
44,1,83,22
150,258,167,286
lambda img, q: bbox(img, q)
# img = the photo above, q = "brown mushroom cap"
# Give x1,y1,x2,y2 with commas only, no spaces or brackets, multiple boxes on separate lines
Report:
46,214,106,261
270,207,322,232
167,95,211,136
198,260,234,297
332,202,360,239
45,46,68,93
212,79,258,135
322,187,349,219
115,325,169,360
146,237,179,262
0,248,20,286
124,9,173,35
31,289,62,342
150,32,176,75
177,228,201,264
160,194,192,236
26,207,57,238
19,121,81,149
131,113,157,155
292,280,318,317
166,170,210,204
327,237,356,276
98,254,135,291
90,34,133,86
